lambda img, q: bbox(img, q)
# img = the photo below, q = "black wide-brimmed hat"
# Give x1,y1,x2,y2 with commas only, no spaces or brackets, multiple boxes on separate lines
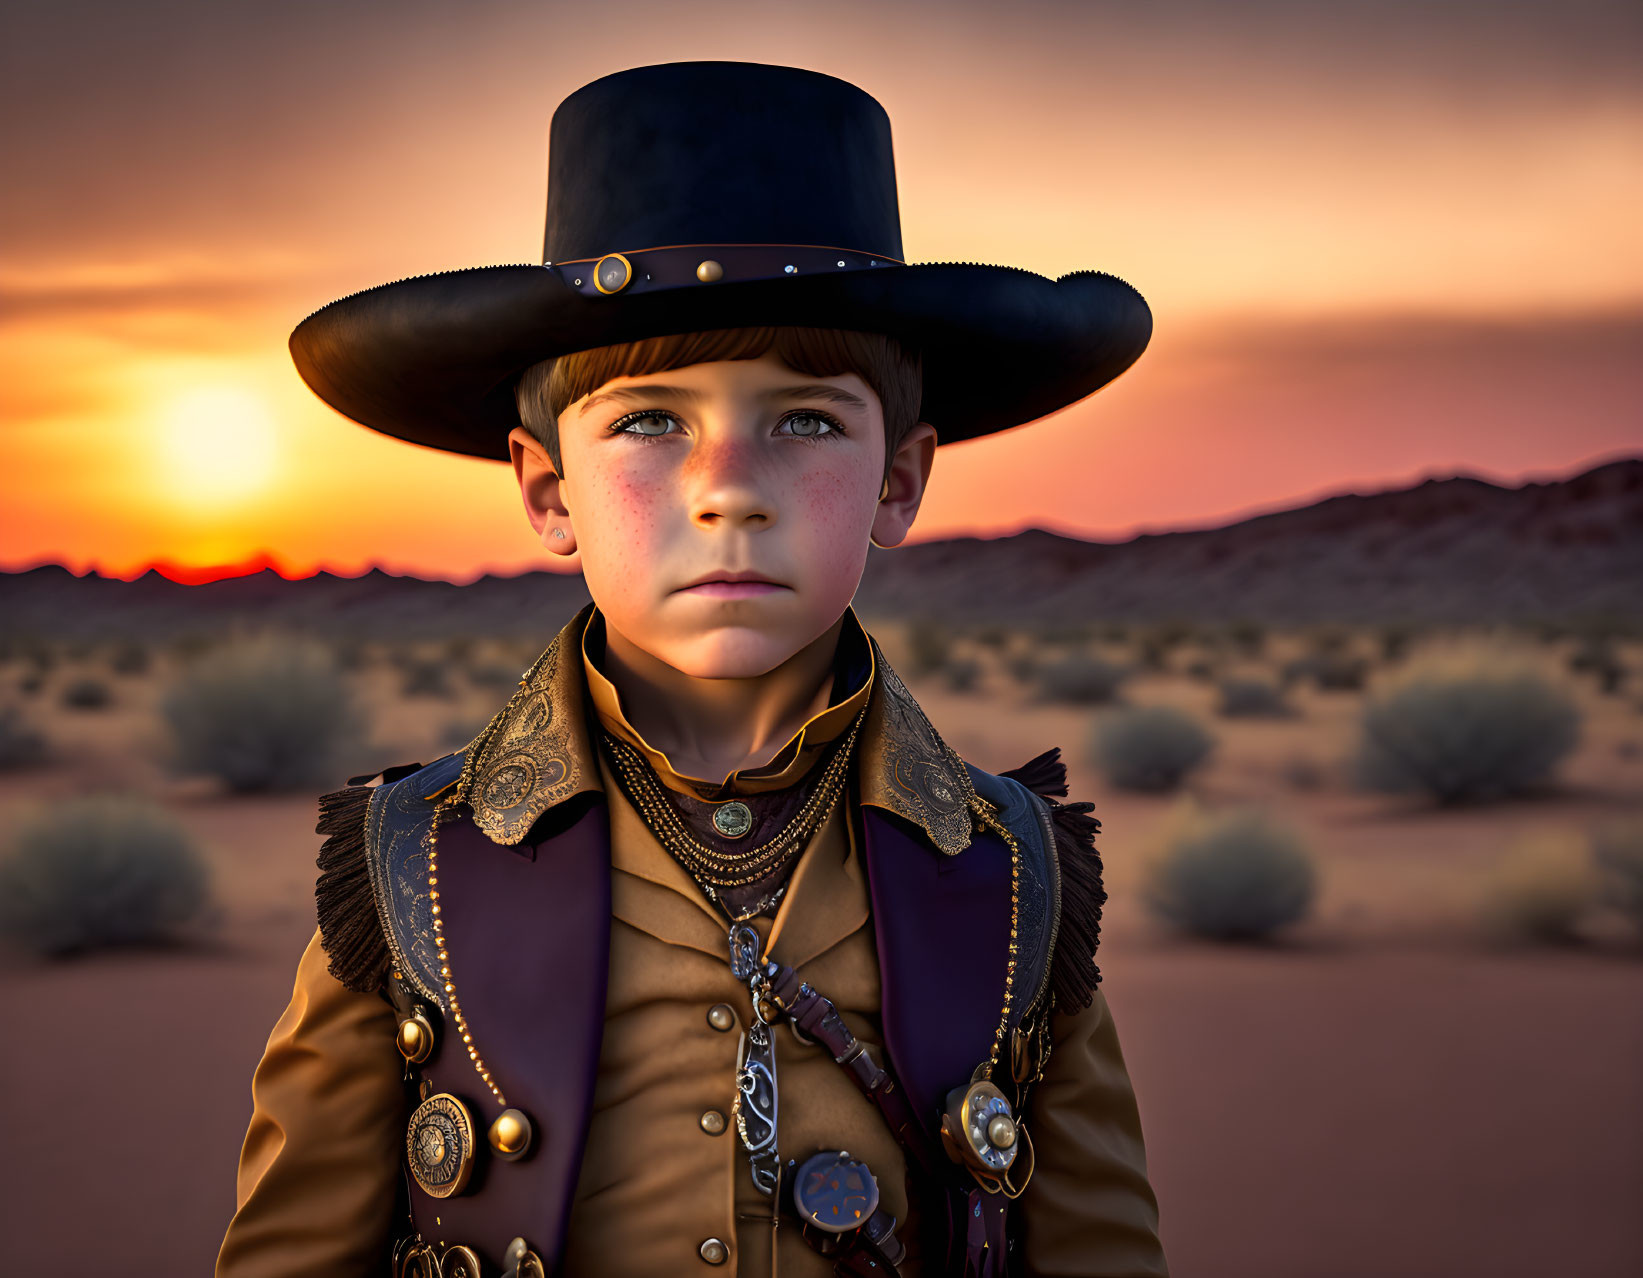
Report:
290,61,1151,458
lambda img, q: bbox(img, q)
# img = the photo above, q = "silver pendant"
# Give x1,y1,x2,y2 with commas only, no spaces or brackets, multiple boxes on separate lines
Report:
728,924,780,1196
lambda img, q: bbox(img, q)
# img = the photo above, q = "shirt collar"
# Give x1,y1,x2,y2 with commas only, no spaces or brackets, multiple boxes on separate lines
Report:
581,604,875,798
435,601,981,857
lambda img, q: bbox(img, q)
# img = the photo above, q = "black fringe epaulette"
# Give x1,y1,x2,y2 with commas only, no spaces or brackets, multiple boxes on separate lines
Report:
314,781,390,994
1000,747,1107,1014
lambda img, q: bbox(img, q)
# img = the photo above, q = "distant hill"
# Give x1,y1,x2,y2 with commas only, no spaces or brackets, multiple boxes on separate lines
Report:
3,457,1638,642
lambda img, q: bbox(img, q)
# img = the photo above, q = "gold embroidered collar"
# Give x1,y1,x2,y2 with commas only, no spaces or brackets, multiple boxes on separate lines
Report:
429,602,982,857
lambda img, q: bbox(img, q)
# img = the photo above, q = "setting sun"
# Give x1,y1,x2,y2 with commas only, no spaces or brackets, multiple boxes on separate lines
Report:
157,385,281,506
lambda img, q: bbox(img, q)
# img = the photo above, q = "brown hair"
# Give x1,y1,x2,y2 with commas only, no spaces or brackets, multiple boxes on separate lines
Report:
514,327,923,479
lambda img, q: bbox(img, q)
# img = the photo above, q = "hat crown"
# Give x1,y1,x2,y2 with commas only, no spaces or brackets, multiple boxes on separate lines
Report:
543,61,904,265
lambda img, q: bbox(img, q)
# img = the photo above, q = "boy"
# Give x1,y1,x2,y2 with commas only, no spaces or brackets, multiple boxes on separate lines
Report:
218,61,1165,1277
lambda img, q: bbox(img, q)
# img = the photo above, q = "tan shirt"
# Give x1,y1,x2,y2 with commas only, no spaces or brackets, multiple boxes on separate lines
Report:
217,611,1168,1277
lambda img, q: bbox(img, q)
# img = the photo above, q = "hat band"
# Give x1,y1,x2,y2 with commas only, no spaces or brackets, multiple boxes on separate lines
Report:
548,243,904,298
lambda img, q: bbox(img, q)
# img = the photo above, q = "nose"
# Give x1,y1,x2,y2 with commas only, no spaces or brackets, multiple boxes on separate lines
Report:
688,434,775,531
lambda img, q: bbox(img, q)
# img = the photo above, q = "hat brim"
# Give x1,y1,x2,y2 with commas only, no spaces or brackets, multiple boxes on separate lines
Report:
289,261,1151,458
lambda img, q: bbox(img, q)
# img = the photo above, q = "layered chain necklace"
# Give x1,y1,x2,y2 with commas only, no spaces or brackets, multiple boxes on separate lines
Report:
598,702,868,921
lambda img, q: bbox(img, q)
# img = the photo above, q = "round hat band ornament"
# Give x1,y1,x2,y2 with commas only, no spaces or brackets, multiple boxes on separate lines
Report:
563,242,899,298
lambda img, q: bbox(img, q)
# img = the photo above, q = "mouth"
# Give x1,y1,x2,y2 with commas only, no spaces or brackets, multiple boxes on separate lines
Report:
674,570,790,598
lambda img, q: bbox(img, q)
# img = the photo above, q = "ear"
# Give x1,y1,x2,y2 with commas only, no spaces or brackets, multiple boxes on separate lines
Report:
508,426,578,558
869,421,937,550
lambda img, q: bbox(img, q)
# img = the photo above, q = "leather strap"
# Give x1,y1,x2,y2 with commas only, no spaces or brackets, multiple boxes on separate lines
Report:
765,961,948,1182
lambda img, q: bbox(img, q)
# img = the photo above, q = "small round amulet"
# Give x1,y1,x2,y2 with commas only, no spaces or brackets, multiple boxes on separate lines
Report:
406,1093,476,1198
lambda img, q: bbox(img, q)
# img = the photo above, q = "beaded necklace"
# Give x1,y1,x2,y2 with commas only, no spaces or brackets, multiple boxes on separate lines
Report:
597,702,867,915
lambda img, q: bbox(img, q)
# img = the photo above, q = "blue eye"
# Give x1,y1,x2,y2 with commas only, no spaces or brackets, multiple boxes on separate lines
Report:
777,412,842,440
611,411,679,439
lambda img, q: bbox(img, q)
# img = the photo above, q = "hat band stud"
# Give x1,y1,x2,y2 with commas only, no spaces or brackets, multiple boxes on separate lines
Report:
549,242,902,299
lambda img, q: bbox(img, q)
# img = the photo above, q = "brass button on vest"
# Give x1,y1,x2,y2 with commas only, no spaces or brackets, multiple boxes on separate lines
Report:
706,1003,736,1032
698,1109,727,1136
699,1237,729,1265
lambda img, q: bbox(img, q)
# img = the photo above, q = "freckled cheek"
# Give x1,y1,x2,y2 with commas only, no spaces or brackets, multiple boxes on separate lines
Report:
577,465,671,592
790,465,874,584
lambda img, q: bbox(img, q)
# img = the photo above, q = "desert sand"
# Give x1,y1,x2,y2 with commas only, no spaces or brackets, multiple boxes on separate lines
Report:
1,623,1639,1277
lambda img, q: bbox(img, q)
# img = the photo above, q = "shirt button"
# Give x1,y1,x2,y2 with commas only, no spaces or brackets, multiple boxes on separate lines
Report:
699,1237,729,1265
707,1003,736,1032
699,1109,727,1136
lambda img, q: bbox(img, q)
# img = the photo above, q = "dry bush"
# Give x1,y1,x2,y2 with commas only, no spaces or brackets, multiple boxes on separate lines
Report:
0,794,213,956
108,641,152,676
160,633,367,792
1092,704,1215,792
0,703,49,769
1478,829,1602,944
1141,799,1318,940
1217,675,1292,718
1036,653,1129,705
1353,647,1581,804
401,659,455,698
1567,638,1628,695
1591,816,1643,933
60,675,113,710
466,660,523,690
1282,651,1369,691
943,657,982,693
905,619,954,677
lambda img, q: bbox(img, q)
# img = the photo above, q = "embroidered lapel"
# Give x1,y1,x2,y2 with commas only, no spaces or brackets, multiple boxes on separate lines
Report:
430,603,994,862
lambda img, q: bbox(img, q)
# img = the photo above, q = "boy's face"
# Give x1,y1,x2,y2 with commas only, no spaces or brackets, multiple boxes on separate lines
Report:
508,351,936,678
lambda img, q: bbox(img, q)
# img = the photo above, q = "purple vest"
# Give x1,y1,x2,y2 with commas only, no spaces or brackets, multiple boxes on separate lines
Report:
347,748,1056,1273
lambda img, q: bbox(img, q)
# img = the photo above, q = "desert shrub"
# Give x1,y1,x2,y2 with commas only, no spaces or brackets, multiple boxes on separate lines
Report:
109,641,152,676
943,657,982,693
1226,619,1266,657
1478,829,1601,944
1036,653,1129,705
443,635,476,663
0,704,49,769
1307,625,1352,655
1142,801,1317,940
1591,816,1643,932
18,672,43,696
160,633,366,791
1352,653,1580,803
1378,624,1416,664
61,676,113,710
1567,639,1627,694
467,661,522,690
970,625,1011,651
401,659,455,698
1282,651,1368,691
1183,657,1218,683
1217,676,1291,718
1092,704,1215,792
0,794,212,956
1004,649,1039,686
1134,635,1174,671
905,619,953,676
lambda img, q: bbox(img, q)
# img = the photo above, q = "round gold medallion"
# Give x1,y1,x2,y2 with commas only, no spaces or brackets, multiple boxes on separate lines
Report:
712,800,753,839
406,1092,476,1198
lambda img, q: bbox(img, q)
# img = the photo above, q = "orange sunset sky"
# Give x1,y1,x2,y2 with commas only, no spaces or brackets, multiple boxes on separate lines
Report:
2,0,1639,585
